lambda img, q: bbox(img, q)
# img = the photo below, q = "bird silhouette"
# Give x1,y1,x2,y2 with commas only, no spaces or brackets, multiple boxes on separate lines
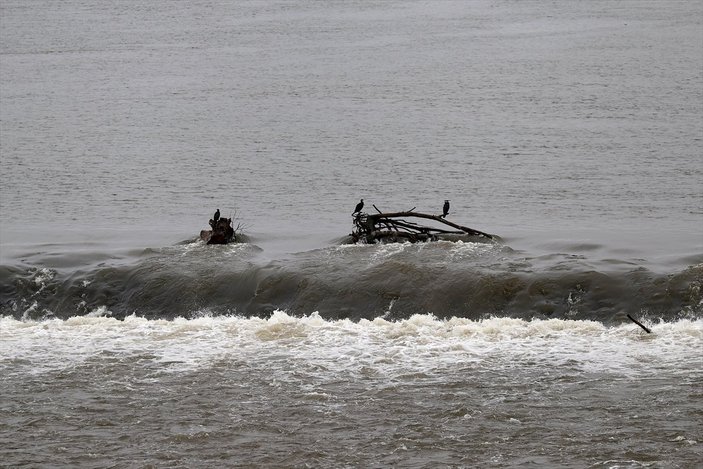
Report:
352,199,364,215
213,208,220,223
442,200,450,218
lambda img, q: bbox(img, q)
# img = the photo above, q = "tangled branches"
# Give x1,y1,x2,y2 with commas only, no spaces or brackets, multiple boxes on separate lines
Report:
350,205,496,244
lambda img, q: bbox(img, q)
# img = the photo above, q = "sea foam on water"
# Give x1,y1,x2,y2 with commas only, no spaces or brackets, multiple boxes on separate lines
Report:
2,313,700,376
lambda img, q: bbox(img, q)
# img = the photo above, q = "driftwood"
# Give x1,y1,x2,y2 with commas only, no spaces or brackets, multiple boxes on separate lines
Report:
627,314,652,333
350,205,497,244
200,217,236,245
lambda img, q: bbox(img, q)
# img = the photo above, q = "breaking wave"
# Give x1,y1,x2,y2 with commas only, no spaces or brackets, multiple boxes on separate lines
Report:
2,312,701,378
1,240,701,323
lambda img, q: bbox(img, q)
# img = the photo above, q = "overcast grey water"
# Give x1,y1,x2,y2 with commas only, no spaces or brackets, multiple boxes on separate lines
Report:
1,1,702,467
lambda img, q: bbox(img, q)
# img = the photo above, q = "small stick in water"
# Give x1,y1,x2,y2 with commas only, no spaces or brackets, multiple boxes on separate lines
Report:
627,314,652,333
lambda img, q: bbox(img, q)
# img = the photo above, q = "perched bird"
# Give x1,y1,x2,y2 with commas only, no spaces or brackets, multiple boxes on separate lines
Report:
213,208,220,223
442,200,450,218
352,199,364,215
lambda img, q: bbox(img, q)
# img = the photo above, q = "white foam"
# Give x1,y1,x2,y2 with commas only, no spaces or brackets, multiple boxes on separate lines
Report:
85,305,112,318
1,313,701,380
448,240,497,260
33,267,55,286
370,242,410,261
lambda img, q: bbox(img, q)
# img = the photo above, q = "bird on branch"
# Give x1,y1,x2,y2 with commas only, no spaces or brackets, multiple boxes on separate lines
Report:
441,200,450,218
352,199,364,215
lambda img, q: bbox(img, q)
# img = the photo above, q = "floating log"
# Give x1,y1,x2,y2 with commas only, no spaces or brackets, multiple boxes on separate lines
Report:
350,206,497,244
627,314,652,333
200,217,236,245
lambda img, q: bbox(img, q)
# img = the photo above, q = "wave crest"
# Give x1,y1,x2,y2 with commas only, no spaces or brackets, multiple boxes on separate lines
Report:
1,244,701,322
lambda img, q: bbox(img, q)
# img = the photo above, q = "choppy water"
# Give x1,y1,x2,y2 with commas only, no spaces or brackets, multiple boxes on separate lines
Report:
2,240,702,323
1,0,702,467
2,314,702,467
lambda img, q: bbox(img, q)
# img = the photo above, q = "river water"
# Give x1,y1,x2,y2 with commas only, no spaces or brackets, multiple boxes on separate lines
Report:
1,1,701,467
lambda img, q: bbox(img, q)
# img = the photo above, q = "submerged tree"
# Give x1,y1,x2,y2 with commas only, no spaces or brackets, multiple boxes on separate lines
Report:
200,211,244,245
350,205,497,244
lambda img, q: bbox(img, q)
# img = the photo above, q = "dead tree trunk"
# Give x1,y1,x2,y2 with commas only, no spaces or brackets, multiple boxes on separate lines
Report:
200,217,237,244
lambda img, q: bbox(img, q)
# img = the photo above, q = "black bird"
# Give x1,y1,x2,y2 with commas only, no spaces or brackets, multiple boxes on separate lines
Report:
442,200,450,218
352,199,364,215
213,208,220,223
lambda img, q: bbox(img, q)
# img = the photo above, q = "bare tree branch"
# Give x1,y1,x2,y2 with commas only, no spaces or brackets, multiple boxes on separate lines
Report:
351,208,496,244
